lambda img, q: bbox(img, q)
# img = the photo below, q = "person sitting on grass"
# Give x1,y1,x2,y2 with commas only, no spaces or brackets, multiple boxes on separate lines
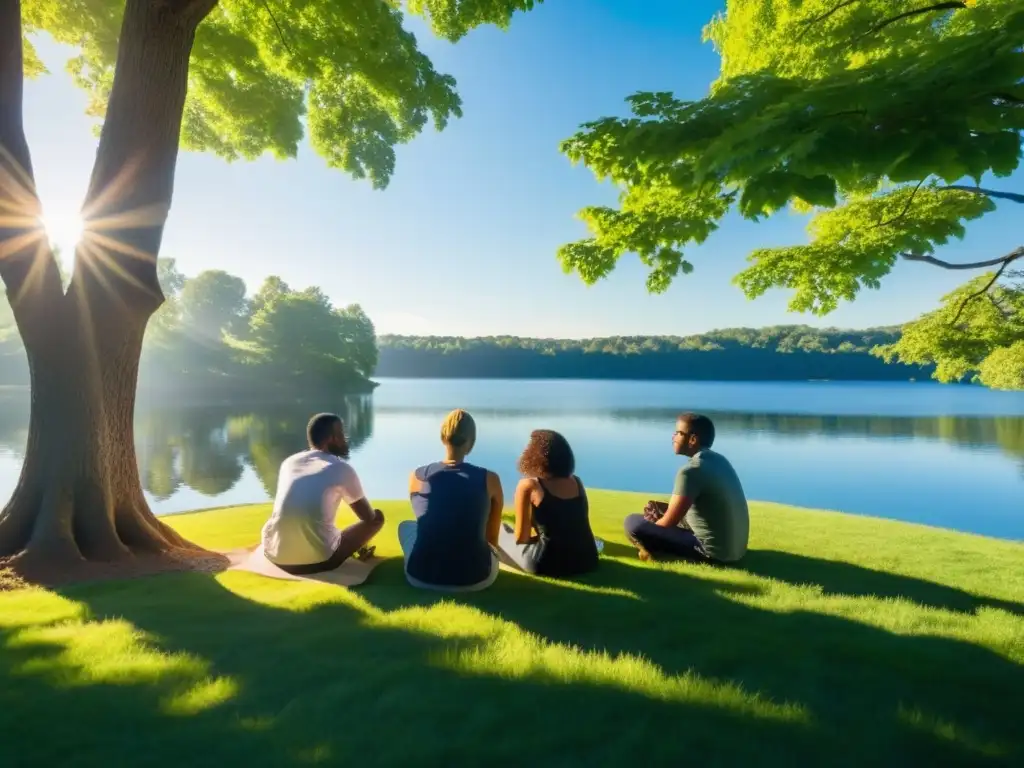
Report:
497,429,599,578
399,409,504,592
260,412,384,575
624,412,749,565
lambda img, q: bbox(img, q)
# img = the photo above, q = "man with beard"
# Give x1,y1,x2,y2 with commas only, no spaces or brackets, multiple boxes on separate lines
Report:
261,412,384,574
624,412,749,565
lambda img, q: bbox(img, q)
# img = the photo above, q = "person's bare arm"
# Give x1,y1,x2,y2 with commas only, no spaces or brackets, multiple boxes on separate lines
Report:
349,496,383,525
408,470,423,495
485,471,504,547
657,466,700,528
513,478,536,544
656,494,692,528
339,464,381,524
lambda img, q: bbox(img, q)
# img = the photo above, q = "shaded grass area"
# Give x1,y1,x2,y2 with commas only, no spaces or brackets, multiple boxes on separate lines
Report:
1,491,1022,766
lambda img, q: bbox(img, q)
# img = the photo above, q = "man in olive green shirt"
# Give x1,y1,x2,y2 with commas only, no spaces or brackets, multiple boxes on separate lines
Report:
624,412,749,563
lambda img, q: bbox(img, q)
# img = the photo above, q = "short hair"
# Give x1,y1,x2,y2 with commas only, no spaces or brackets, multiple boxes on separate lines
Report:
518,429,575,478
679,412,715,448
307,412,342,448
440,409,476,448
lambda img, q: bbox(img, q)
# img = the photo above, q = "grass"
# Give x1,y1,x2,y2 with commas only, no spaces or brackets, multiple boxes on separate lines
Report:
1,490,1022,767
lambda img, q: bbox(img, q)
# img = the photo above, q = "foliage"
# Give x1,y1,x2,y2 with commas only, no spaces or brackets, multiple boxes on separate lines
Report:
179,269,249,341
244,282,376,382
2,492,1023,764
380,325,905,355
978,341,1024,389
558,0,1024,359
376,325,932,381
873,271,1024,388
0,262,379,391
336,304,379,377
22,0,542,189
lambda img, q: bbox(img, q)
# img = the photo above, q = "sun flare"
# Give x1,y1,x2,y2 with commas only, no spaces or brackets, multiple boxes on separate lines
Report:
38,210,85,256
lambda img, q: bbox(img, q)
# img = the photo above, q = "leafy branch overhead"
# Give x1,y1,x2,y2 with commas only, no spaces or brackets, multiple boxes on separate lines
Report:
558,0,1024,312
872,269,1024,389
21,0,542,189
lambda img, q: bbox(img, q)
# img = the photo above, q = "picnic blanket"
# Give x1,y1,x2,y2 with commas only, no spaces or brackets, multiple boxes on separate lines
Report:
225,544,383,587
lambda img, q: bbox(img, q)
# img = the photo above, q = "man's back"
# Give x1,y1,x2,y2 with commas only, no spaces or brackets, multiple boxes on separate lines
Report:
261,450,362,565
678,449,749,562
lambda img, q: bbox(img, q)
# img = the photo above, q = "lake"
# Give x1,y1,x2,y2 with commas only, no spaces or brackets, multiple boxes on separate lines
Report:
0,378,1021,540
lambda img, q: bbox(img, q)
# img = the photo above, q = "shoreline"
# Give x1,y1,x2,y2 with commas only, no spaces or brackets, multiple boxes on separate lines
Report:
159,495,1023,545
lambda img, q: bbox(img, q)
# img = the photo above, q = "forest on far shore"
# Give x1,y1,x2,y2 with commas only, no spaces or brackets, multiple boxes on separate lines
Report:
375,326,935,382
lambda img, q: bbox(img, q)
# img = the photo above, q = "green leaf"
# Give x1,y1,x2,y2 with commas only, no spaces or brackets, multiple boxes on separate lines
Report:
24,0,543,188
558,0,1024,330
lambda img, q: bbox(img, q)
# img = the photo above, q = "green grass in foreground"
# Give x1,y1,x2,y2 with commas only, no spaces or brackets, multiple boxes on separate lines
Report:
1,491,1022,766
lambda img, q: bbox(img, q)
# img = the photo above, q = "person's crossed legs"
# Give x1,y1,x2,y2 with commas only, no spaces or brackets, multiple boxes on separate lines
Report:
277,512,385,575
624,513,709,563
496,522,542,574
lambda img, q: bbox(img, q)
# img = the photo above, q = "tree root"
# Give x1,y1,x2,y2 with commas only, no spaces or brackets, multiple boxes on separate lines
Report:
0,545,230,589
0,493,226,589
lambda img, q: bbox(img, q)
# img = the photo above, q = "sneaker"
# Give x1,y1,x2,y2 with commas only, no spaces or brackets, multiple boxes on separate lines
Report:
355,545,376,562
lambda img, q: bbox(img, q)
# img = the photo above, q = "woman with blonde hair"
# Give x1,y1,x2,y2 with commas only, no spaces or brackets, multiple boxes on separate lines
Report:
398,409,504,591
497,429,598,578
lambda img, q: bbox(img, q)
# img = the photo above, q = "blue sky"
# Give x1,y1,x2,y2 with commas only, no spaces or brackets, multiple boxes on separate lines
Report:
22,0,1023,338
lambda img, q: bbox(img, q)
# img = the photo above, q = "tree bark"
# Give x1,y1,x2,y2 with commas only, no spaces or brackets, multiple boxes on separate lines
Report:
0,0,223,579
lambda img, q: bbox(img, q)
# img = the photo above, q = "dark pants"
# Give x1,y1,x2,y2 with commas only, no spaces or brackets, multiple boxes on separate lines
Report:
624,513,710,562
277,514,384,575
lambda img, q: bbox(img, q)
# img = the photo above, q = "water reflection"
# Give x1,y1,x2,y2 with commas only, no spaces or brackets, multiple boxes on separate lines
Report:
373,405,1024,469
610,409,1024,466
0,387,1019,537
0,394,374,504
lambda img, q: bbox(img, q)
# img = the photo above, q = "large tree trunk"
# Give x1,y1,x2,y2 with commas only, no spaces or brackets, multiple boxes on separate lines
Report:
0,0,225,582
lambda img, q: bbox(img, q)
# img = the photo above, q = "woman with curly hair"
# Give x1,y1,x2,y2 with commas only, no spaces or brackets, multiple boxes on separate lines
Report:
497,429,599,578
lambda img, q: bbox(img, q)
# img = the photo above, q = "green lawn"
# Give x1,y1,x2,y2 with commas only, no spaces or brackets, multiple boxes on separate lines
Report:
1,491,1022,766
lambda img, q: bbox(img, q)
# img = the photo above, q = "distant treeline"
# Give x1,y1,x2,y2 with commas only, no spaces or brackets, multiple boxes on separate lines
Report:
376,326,934,382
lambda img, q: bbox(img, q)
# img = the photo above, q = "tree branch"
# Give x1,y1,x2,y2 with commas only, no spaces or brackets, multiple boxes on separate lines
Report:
941,185,1024,205
162,0,220,25
259,0,293,56
857,2,967,41
0,0,60,307
0,0,32,183
796,0,862,39
951,255,1020,324
871,180,923,229
901,246,1024,271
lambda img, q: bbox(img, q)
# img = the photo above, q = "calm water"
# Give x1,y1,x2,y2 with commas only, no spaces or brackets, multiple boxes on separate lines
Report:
0,379,1021,540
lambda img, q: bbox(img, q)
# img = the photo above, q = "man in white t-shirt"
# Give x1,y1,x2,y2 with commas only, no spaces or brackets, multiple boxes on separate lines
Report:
261,412,385,574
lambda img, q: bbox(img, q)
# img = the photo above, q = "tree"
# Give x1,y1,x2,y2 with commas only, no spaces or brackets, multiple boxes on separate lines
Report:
246,275,290,320
247,288,353,381
557,1,1023,380
145,258,187,349
178,269,248,343
0,0,542,576
873,270,1024,389
336,304,378,377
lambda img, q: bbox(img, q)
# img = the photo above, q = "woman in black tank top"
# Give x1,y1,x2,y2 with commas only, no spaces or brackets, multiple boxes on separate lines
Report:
496,430,599,577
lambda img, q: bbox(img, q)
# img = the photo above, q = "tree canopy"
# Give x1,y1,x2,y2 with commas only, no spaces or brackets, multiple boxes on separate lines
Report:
557,0,1023,385
873,269,1024,389
22,0,541,189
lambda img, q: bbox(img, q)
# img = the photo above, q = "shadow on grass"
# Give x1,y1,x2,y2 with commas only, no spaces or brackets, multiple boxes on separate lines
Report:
740,550,1024,617
2,572,815,768
364,555,1023,765
0,548,1020,766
